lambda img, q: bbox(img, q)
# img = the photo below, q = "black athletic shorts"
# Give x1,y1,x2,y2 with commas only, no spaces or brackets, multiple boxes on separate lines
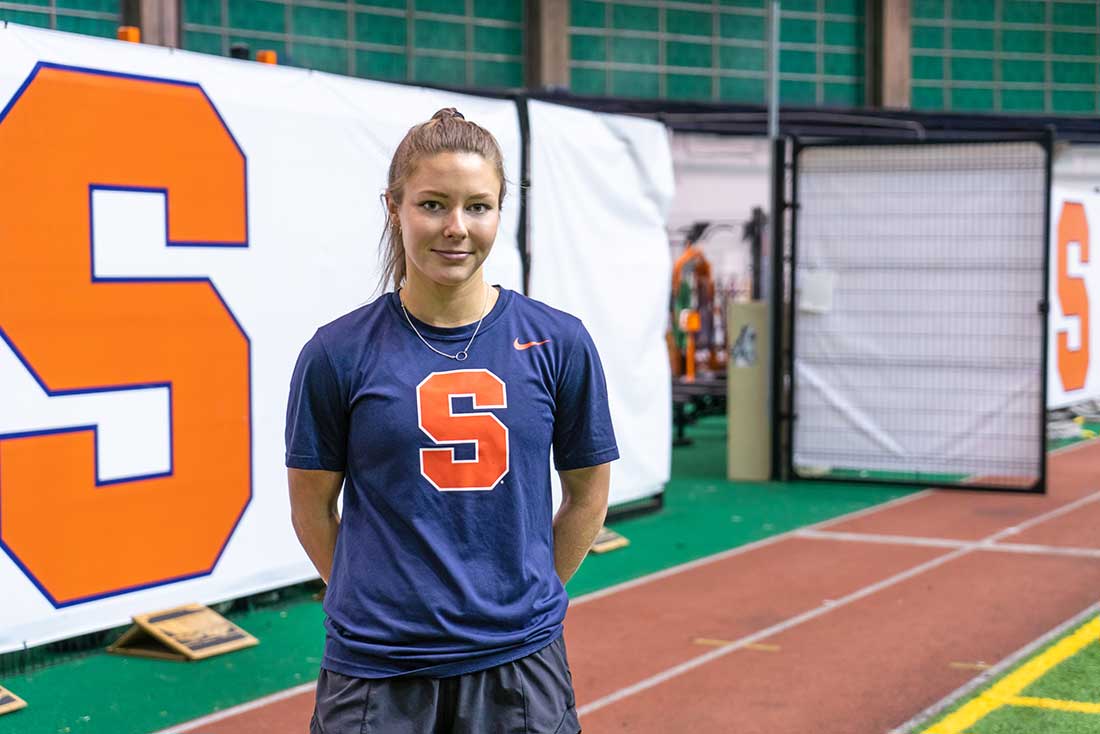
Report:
310,635,581,734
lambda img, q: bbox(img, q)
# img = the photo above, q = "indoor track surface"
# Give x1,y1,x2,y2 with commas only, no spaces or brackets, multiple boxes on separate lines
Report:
153,437,1100,734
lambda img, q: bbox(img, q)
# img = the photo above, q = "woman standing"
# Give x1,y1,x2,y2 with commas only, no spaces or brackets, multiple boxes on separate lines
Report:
286,108,617,733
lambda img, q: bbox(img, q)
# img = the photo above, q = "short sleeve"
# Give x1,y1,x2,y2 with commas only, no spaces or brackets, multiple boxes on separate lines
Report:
285,332,348,471
552,322,620,471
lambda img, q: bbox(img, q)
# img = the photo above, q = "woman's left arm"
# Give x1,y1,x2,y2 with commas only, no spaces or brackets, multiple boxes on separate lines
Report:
553,462,612,585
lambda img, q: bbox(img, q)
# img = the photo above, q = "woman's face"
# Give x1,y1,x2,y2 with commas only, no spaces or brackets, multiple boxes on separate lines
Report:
391,151,501,290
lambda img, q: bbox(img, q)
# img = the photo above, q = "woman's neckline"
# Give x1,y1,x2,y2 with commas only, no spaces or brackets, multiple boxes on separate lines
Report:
389,285,510,340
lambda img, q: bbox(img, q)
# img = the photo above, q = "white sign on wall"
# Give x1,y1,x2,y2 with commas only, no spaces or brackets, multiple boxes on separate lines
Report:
0,24,674,652
1048,187,1099,408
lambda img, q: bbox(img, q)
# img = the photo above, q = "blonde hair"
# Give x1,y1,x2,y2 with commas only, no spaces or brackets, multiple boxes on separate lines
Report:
379,107,507,291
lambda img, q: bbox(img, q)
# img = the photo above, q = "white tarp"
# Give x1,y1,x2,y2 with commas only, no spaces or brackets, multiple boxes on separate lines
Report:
527,100,675,507
0,24,673,652
790,142,1047,482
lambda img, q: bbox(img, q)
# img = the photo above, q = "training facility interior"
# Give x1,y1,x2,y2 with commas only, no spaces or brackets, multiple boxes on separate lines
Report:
2,2,1100,733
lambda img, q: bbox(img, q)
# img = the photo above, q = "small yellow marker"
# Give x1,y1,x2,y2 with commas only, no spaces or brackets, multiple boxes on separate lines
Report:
746,643,781,652
692,638,780,652
949,662,992,671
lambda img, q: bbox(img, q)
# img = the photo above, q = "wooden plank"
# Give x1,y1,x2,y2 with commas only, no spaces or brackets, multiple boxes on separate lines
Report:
109,603,257,661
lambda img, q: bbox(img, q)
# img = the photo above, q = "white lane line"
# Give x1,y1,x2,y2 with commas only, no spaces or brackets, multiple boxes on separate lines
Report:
998,489,1100,536
796,529,1100,559
149,682,316,734
890,599,1100,734
796,529,965,550
571,489,933,607
981,542,1100,560
575,489,1100,718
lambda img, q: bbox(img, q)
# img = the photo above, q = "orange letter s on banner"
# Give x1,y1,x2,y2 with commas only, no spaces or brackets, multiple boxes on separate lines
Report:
1057,201,1091,393
0,65,251,606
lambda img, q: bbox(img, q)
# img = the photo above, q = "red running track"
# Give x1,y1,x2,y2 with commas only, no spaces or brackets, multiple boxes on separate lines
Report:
160,440,1100,734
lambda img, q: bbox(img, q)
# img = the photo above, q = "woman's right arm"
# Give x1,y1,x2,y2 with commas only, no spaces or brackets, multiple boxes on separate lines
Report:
288,468,344,584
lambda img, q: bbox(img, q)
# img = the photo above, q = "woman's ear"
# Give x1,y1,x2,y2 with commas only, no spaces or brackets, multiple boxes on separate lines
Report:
384,192,399,221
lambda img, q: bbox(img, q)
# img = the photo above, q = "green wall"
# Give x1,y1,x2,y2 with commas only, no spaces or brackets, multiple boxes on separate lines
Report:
180,0,525,88
570,0,865,106
912,0,1100,114
4,1,1100,114
0,0,121,38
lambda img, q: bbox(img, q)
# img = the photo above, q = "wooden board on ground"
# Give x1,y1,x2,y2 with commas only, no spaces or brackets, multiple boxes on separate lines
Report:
0,686,27,716
108,603,258,661
591,526,629,554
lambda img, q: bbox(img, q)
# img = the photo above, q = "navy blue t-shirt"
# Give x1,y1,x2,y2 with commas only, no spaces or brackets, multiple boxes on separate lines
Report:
285,286,618,678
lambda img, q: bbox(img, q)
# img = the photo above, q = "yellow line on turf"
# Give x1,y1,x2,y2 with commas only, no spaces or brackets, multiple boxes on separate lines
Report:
999,695,1100,714
923,617,1100,733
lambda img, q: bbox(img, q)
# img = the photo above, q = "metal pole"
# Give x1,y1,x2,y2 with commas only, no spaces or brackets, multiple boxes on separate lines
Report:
768,0,779,140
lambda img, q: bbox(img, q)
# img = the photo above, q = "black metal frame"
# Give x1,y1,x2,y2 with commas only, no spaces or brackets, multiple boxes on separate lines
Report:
769,137,788,481
1039,129,1054,493
745,206,767,300
780,134,1053,494
512,95,532,295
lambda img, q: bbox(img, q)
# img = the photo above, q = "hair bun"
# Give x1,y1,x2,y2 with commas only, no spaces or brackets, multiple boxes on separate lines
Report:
432,107,465,121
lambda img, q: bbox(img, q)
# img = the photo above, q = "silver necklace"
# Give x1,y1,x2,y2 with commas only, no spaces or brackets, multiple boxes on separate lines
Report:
400,285,491,362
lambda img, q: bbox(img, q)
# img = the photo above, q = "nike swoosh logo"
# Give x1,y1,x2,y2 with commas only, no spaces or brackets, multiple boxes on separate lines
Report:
514,338,551,350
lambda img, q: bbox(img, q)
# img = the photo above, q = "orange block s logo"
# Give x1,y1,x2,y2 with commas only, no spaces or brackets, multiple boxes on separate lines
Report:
0,64,251,607
1057,201,1091,392
416,370,509,491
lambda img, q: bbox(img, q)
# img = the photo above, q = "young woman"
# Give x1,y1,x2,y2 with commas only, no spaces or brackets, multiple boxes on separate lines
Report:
286,108,618,733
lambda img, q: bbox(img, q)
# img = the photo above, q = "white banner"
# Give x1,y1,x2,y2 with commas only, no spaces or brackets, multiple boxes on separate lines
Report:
0,25,672,652
1048,187,1099,408
528,100,675,507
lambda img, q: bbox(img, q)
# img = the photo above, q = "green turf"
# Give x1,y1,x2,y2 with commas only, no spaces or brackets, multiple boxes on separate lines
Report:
969,705,1100,734
916,615,1100,734
813,467,969,484
0,602,327,734
0,414,917,734
1023,633,1100,701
